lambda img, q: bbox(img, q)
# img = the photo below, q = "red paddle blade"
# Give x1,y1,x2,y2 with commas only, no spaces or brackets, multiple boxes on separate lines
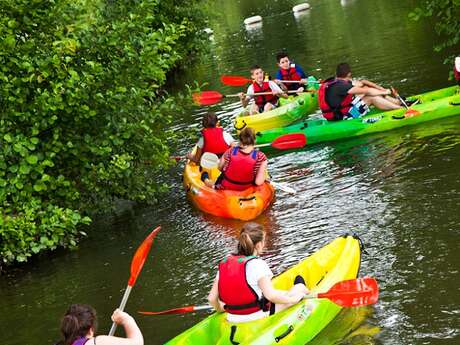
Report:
404,109,421,118
192,91,224,106
221,75,251,86
271,133,307,150
139,306,196,315
318,277,379,307
128,226,161,287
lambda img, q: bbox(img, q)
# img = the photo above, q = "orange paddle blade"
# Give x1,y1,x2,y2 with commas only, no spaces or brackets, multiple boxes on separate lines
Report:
404,109,421,118
221,75,252,86
192,91,224,106
317,277,379,307
128,226,161,287
271,133,307,150
139,305,213,315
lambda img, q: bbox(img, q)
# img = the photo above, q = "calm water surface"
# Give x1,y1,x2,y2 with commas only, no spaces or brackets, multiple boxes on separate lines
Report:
1,0,459,344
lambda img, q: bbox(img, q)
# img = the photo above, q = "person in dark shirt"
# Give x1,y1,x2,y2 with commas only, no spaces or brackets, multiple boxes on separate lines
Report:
321,63,404,121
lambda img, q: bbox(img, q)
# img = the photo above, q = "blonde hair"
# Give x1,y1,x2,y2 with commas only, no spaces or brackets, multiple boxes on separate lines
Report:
237,222,265,256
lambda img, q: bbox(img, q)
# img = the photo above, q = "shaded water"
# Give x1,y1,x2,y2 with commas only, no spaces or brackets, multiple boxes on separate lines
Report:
1,0,459,344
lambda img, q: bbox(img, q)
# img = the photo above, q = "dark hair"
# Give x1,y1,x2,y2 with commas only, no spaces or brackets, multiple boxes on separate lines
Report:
59,304,97,345
202,112,218,128
250,64,262,74
336,63,351,78
276,51,289,62
237,223,265,256
239,127,256,146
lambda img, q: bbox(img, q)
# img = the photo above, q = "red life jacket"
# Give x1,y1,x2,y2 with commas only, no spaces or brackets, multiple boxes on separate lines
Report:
218,255,269,315
253,81,278,108
280,67,302,91
201,127,230,156
454,66,460,84
221,147,258,191
318,77,353,121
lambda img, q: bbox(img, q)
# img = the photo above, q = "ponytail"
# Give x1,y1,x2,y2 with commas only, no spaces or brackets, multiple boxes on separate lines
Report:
60,304,97,345
237,222,265,256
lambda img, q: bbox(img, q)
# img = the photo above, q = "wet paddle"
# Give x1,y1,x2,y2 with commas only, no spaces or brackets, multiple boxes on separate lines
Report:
108,226,161,336
138,277,379,315
256,133,307,150
193,90,311,106
221,75,320,87
390,86,409,109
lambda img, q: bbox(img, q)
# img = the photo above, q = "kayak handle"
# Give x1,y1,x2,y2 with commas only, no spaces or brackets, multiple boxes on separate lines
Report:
450,101,460,106
275,325,294,342
239,196,256,202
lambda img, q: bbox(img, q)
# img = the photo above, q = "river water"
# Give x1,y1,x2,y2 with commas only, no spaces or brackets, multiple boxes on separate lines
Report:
1,0,459,344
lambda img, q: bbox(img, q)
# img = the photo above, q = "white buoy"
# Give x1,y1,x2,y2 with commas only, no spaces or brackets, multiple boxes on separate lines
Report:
244,15,262,26
292,3,311,12
203,28,213,35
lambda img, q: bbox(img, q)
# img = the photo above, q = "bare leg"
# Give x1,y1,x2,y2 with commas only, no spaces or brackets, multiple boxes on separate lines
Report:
384,95,402,105
263,102,275,113
362,95,402,110
249,103,260,115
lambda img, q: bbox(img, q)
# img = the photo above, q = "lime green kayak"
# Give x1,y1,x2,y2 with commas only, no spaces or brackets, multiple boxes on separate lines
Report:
255,85,460,147
234,77,319,133
166,235,361,344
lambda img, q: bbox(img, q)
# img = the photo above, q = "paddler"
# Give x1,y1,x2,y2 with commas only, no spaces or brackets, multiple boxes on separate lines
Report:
319,62,410,121
207,222,308,323
203,127,268,190
238,65,288,115
274,51,308,93
55,304,143,345
454,56,460,85
186,112,236,164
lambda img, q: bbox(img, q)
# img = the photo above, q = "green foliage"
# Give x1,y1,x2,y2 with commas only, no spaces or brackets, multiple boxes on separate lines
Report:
0,0,207,267
409,0,460,54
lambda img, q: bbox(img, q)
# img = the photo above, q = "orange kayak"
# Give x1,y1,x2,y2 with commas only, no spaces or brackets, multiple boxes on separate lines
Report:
183,160,275,220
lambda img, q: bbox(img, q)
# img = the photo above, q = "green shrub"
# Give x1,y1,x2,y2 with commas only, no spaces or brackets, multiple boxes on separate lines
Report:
0,0,206,267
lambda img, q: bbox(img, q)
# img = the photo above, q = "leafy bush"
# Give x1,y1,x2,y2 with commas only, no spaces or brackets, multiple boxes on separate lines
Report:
0,0,206,267
410,1,460,57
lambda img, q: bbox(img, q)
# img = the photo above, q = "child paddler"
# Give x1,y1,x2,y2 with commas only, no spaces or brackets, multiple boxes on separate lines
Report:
238,65,288,115
202,127,267,191
208,222,308,323
274,51,308,93
186,112,236,164
56,304,143,345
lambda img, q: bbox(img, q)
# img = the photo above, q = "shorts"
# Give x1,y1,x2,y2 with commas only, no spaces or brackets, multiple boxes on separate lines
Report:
347,97,370,118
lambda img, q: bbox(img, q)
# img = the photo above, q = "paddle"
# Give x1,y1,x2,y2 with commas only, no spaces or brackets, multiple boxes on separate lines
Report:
138,277,379,315
221,75,319,87
108,226,161,336
390,86,409,109
193,90,311,106
256,133,306,151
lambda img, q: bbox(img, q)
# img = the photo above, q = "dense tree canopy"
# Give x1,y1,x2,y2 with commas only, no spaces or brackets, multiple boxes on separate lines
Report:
0,0,206,267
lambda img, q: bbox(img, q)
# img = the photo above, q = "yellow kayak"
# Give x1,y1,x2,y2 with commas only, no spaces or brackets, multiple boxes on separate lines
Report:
166,235,361,344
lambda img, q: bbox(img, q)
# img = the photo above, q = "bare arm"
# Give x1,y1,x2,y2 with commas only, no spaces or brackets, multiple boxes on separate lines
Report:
96,310,143,345
207,276,225,312
254,160,268,186
186,146,202,164
258,276,304,304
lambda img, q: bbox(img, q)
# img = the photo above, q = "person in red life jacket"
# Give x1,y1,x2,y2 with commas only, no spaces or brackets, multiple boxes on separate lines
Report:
203,127,267,190
320,62,406,121
454,57,460,85
274,51,308,93
238,65,288,115
207,222,309,323
186,112,236,164
56,304,143,345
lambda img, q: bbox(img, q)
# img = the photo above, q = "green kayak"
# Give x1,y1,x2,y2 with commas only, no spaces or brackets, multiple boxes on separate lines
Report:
165,235,361,344
255,85,460,147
